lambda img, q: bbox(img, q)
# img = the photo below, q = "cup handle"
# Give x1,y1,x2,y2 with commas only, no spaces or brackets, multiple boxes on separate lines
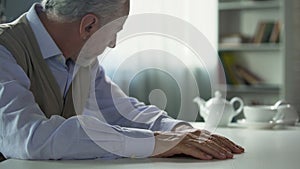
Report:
272,100,286,109
273,110,285,122
271,100,286,122
230,97,244,116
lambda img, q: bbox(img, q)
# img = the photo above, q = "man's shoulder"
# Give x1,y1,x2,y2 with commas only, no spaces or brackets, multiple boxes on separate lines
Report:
0,14,27,31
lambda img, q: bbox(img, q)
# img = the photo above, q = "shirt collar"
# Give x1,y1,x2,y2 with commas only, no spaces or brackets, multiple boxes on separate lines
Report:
26,3,62,60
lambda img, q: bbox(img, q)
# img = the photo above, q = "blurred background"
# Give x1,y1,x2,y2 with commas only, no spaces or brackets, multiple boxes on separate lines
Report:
1,0,299,122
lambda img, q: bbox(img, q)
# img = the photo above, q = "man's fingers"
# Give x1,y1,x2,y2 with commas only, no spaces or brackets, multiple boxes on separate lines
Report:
179,144,213,160
188,139,229,160
153,134,214,160
207,140,233,159
212,134,245,154
209,135,232,152
184,130,240,159
152,130,244,160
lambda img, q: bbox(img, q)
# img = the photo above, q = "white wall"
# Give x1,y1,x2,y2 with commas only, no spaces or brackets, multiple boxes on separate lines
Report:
130,0,218,49
3,0,39,21
101,0,218,121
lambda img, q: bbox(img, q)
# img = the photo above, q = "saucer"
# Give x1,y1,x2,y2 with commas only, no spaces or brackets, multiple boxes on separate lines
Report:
274,119,298,126
233,119,277,129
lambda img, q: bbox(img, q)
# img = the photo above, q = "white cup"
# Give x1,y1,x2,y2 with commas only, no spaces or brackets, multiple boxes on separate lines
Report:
243,105,279,123
243,100,299,125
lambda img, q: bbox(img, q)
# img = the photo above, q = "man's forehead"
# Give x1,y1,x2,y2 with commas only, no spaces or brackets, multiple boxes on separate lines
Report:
119,0,130,17
106,2,129,24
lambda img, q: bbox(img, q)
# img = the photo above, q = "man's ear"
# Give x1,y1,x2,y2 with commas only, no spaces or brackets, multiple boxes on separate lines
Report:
79,14,99,40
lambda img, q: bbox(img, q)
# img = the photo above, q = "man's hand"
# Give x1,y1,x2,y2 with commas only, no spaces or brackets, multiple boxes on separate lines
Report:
152,128,244,160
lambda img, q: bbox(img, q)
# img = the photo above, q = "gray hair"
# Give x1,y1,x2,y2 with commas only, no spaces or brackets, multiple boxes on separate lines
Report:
41,0,128,23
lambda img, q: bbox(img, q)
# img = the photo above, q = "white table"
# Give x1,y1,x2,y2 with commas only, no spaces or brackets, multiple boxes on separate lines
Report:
1,123,300,169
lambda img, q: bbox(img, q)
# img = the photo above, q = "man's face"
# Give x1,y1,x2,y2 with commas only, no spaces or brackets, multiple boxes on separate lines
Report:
105,1,130,48
78,1,129,66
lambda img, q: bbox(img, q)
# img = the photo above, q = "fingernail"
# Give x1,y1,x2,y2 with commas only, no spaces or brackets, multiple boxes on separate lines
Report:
235,146,245,152
236,145,244,149
220,153,226,159
205,154,213,159
226,152,233,158
234,148,244,154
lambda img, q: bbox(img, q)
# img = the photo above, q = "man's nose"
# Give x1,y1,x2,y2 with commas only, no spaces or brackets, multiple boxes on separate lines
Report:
108,37,117,48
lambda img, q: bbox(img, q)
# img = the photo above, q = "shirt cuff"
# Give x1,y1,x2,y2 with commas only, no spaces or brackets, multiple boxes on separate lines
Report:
122,128,155,158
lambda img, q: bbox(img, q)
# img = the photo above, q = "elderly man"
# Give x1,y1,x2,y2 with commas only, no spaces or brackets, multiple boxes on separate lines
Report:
0,0,244,161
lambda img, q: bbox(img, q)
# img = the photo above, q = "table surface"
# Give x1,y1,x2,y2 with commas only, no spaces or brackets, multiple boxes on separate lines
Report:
1,123,300,169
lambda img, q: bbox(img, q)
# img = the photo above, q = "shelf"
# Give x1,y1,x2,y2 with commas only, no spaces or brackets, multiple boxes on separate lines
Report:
217,0,286,104
225,84,280,94
218,43,282,52
219,0,281,11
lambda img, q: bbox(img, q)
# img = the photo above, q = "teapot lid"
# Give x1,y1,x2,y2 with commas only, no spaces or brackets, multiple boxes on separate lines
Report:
207,91,225,106
214,91,222,99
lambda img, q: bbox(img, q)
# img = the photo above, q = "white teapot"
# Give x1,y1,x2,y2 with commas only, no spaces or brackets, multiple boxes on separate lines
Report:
193,91,244,126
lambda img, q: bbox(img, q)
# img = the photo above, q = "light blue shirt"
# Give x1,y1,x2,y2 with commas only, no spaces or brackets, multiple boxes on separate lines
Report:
0,4,186,160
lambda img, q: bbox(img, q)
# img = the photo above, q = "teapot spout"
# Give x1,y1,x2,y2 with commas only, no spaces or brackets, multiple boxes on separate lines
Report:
193,97,208,119
193,97,205,106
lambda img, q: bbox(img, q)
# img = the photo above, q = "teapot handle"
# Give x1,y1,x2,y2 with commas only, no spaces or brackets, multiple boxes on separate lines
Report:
230,97,244,116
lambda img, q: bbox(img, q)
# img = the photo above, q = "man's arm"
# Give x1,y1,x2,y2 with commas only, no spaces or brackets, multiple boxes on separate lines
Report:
0,46,155,159
88,64,189,132
87,63,244,160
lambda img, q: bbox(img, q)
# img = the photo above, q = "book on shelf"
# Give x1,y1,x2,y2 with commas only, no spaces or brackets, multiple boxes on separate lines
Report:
252,21,281,44
220,34,252,45
220,53,242,85
269,21,281,43
220,34,243,44
253,22,266,44
234,64,263,85
220,53,263,86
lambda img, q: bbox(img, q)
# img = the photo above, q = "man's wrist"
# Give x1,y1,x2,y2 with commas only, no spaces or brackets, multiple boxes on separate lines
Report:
172,123,194,132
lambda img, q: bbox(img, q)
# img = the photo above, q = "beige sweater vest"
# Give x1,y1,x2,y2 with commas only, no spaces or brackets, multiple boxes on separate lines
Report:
0,15,92,161
0,15,77,118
